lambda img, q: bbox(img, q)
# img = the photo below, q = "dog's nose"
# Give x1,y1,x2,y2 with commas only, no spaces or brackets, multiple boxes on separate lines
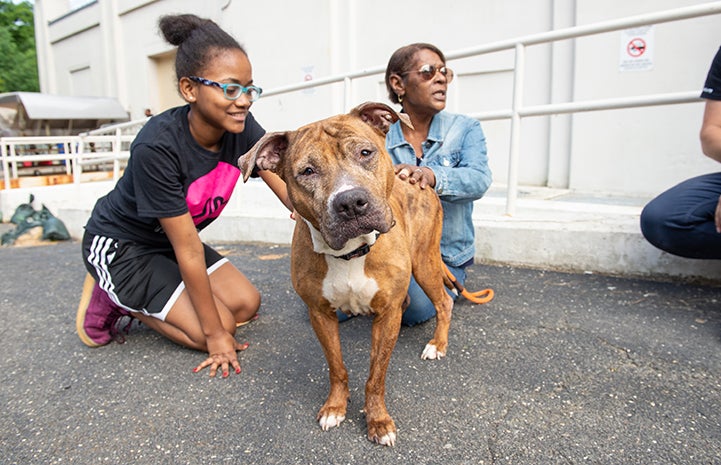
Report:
333,188,370,220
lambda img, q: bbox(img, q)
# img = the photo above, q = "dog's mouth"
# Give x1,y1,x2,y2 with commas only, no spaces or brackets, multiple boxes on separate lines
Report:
323,217,390,250
321,187,393,250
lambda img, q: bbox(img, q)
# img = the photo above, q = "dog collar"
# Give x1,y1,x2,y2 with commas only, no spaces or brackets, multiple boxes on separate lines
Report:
336,242,372,261
333,232,382,261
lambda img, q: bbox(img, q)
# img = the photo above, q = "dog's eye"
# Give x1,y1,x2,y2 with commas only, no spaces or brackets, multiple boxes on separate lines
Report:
360,149,374,158
301,167,315,176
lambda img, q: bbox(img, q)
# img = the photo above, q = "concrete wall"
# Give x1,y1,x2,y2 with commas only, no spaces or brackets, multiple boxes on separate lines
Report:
31,0,721,199
8,0,721,282
571,1,721,196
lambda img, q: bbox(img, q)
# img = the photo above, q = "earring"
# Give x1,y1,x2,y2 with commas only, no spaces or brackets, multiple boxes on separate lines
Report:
398,94,404,103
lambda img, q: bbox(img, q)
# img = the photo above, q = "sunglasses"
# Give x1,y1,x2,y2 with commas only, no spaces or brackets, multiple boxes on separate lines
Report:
404,64,454,83
188,76,263,102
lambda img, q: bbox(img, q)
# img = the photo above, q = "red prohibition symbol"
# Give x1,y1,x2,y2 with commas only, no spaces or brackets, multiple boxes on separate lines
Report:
627,38,646,57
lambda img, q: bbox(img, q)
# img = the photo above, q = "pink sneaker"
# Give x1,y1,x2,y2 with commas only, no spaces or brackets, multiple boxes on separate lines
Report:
76,273,131,347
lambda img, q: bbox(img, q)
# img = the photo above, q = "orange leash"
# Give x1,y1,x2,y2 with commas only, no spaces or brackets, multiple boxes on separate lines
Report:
443,263,494,304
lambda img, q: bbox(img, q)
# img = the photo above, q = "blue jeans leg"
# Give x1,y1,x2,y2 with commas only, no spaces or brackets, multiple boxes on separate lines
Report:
336,309,352,322
640,172,721,259
401,264,465,327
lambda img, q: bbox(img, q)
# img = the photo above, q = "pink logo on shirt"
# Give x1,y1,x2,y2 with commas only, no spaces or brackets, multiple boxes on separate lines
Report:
186,161,240,227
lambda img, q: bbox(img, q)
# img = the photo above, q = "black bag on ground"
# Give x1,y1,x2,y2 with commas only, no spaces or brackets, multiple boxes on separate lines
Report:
1,215,43,245
2,198,71,245
10,194,36,225
38,205,71,241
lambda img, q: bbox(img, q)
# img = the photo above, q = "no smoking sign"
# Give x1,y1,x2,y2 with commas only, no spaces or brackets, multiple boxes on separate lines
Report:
619,26,654,72
627,38,646,58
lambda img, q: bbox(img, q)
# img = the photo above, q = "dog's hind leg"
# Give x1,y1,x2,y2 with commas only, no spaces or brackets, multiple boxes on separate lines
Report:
414,254,453,360
308,308,350,431
423,290,453,360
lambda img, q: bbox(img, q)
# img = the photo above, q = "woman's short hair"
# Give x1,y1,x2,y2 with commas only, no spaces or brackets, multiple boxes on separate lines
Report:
384,43,447,104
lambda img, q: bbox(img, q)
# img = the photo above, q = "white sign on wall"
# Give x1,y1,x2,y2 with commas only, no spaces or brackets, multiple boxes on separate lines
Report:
619,26,655,72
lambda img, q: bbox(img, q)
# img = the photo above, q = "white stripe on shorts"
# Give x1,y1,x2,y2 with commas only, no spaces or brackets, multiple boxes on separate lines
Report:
156,257,229,321
88,235,131,312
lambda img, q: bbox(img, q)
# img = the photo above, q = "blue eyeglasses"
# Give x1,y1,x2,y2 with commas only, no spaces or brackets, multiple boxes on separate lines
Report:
188,76,263,102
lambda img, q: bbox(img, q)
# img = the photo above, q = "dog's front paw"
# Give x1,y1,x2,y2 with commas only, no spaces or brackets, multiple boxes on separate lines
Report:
372,431,396,447
318,411,346,431
421,342,446,360
367,418,397,446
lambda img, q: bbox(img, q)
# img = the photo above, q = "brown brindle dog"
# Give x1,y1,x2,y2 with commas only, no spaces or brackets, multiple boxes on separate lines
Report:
238,102,454,446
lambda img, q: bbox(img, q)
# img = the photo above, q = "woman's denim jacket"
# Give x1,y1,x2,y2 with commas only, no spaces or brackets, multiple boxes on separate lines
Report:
386,111,492,267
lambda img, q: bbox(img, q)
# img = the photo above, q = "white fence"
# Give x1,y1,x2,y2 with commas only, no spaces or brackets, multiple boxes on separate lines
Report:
3,2,721,213
0,119,145,188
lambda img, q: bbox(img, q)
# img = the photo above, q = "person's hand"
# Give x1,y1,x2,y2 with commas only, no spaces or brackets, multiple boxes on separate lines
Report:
715,194,721,233
193,332,249,378
394,164,435,189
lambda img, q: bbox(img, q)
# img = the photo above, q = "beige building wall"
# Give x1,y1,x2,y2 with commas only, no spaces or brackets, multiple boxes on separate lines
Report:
148,50,185,114
31,0,721,197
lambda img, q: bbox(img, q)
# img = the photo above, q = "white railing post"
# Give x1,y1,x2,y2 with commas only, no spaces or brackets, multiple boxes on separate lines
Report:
74,135,83,183
1,140,9,190
343,76,352,113
113,128,122,180
10,143,18,179
506,43,526,217
64,140,72,176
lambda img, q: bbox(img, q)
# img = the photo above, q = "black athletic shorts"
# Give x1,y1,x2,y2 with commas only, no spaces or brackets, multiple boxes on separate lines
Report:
82,231,228,321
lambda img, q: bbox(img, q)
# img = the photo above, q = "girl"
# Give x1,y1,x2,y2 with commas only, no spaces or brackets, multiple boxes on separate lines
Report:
76,14,292,378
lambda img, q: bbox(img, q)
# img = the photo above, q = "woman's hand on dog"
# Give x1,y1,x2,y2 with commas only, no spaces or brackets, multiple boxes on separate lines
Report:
395,164,436,189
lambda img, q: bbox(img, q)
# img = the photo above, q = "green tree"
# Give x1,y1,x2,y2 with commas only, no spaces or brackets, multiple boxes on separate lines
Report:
0,0,39,92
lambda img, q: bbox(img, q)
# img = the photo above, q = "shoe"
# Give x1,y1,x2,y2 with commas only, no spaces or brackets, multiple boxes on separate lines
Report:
236,313,259,327
336,309,354,323
76,273,131,347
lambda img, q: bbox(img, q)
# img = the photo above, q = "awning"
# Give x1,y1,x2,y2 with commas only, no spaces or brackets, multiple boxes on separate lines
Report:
0,92,128,120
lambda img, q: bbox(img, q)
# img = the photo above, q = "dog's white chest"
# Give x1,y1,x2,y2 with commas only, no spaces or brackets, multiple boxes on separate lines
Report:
322,256,379,316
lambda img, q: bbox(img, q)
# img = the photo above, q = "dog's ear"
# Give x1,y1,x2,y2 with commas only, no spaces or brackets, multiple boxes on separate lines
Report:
238,132,289,182
350,102,414,135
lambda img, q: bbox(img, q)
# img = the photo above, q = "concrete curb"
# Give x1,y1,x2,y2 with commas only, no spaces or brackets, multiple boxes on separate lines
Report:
3,180,720,283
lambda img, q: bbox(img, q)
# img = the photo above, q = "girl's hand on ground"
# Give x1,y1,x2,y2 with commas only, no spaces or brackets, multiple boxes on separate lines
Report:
193,332,250,378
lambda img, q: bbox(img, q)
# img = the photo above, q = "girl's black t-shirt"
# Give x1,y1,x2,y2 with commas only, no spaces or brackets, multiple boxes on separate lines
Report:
702,46,721,101
84,105,264,248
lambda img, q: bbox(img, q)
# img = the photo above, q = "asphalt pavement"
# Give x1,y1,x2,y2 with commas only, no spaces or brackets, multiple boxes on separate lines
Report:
1,239,720,464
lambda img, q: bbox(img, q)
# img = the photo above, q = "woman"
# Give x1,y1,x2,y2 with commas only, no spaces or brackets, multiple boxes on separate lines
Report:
76,14,292,378
384,43,492,326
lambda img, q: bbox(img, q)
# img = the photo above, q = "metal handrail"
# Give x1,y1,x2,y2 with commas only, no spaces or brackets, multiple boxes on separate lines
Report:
80,117,150,135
